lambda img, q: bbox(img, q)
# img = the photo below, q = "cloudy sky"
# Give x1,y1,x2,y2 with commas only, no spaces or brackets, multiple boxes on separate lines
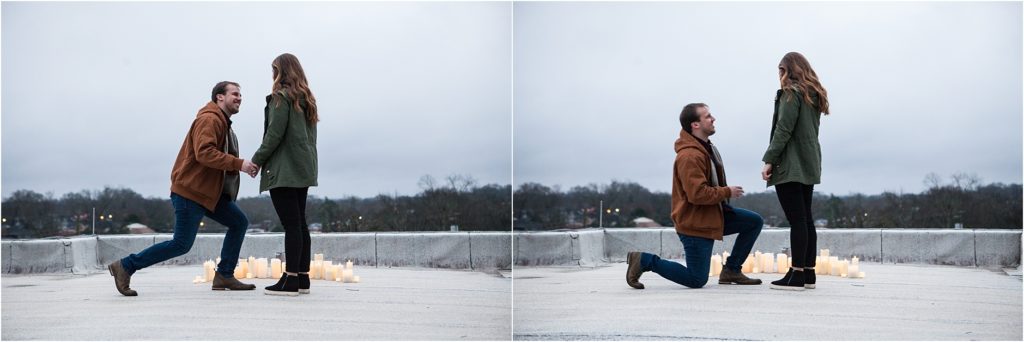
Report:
2,2,512,199
514,1,1022,196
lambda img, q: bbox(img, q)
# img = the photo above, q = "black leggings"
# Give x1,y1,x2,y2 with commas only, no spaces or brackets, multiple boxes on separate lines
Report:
270,187,311,273
776,182,816,268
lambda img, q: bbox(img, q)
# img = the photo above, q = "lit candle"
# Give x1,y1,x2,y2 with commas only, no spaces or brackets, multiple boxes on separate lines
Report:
830,259,841,276
246,272,253,279
204,260,215,282
342,268,353,283
353,275,360,283
271,259,283,279
848,263,859,277
311,261,320,280
742,254,753,273
840,260,849,277
776,253,787,274
233,260,246,279
323,261,334,280
346,260,354,270
710,254,722,276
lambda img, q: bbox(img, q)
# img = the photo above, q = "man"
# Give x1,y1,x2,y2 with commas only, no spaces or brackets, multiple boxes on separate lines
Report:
108,81,261,296
626,103,764,289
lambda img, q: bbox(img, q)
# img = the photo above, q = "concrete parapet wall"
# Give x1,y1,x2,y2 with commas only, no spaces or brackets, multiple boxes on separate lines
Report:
471,232,512,270
3,232,512,274
514,231,574,266
515,228,1021,267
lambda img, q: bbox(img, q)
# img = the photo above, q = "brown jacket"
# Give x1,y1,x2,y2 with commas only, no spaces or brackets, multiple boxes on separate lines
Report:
671,130,732,240
169,102,244,211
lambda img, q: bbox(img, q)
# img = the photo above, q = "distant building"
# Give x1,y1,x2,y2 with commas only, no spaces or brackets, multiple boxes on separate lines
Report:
632,217,661,228
126,223,155,234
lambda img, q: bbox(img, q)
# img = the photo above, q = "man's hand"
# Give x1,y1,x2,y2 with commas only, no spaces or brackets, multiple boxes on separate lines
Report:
241,160,259,178
761,163,772,181
727,186,744,198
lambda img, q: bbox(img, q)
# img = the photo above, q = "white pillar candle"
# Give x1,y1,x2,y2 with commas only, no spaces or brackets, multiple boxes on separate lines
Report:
830,260,841,276
776,253,787,274
246,272,253,279
271,259,283,279
204,260,215,282
234,261,246,279
323,261,334,280
353,275,360,283
710,254,722,276
260,258,269,278
346,260,354,270
852,256,859,264
840,260,849,277
342,269,353,283
311,261,320,280
742,254,753,273
848,263,859,277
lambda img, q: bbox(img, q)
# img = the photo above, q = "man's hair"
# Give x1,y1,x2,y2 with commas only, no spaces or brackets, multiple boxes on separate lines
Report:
211,81,240,103
679,103,707,133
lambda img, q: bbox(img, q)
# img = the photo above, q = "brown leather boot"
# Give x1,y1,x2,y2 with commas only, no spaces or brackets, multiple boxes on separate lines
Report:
719,268,762,285
108,261,138,296
626,251,645,289
212,272,256,291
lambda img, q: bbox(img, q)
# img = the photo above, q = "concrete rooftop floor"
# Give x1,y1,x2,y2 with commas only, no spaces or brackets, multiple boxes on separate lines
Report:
513,262,1022,341
2,266,511,340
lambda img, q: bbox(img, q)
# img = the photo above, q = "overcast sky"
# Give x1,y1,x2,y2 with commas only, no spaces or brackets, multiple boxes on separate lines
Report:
514,1,1023,196
2,2,512,199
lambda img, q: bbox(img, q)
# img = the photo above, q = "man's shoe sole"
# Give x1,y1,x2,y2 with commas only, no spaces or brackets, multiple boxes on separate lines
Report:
805,284,816,289
299,289,310,294
264,289,300,296
769,284,806,291
211,286,256,291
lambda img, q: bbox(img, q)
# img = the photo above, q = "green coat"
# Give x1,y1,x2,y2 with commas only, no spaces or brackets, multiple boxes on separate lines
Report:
251,90,318,193
762,88,822,187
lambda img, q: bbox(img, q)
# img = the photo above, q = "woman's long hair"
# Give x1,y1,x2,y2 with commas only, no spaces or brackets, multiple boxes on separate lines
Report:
779,52,830,115
272,53,319,123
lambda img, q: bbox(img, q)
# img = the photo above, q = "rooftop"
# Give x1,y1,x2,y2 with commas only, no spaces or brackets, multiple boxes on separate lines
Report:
2,266,511,340
513,262,1022,341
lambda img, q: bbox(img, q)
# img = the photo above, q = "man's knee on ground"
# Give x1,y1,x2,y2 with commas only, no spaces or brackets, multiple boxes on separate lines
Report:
686,274,709,288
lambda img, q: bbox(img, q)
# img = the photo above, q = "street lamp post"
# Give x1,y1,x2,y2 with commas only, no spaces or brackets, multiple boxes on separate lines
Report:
599,200,603,228
92,207,96,235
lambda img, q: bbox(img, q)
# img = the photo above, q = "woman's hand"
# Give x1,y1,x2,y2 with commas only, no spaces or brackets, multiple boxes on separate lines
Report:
761,163,772,181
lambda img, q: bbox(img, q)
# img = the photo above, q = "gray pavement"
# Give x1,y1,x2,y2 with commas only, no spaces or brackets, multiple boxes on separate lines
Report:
2,266,510,340
513,262,1023,341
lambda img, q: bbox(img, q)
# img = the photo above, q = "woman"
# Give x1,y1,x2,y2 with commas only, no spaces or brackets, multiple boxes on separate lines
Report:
252,53,319,296
761,52,829,291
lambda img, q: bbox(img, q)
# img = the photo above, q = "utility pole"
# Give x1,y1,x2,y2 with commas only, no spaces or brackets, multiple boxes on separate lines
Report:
599,200,603,228
92,207,96,235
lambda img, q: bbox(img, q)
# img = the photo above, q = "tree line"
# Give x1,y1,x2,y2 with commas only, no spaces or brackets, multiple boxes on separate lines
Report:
1,174,510,239
514,172,1022,230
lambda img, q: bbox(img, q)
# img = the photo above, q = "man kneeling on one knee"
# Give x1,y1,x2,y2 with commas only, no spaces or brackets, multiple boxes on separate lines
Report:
626,103,764,289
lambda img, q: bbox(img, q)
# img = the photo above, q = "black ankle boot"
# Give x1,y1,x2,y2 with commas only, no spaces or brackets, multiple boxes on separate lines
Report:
804,268,816,289
770,268,806,291
298,273,310,294
264,274,299,296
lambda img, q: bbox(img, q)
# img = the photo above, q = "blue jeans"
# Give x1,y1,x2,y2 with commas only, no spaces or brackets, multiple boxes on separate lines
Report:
121,193,249,277
640,207,763,288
